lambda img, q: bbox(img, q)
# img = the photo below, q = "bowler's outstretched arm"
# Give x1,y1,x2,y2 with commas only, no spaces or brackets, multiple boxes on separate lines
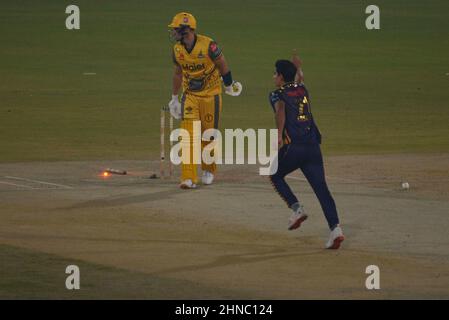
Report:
292,49,304,83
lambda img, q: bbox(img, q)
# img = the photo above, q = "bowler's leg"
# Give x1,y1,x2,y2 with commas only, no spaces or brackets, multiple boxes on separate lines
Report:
300,145,340,230
270,145,309,230
269,145,301,208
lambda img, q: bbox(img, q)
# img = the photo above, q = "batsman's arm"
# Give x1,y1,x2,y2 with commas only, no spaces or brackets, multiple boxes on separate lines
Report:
172,63,182,96
208,40,229,77
215,55,239,94
168,51,183,119
171,49,183,95
209,41,234,87
214,54,230,78
274,101,286,146
209,41,242,96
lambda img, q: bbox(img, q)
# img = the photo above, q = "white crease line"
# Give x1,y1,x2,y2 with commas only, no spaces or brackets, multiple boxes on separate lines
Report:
4,176,73,189
0,181,36,189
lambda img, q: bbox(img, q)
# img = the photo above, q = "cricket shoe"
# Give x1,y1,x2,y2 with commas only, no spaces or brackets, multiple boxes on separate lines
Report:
325,226,345,249
179,179,197,189
288,206,308,230
201,171,214,185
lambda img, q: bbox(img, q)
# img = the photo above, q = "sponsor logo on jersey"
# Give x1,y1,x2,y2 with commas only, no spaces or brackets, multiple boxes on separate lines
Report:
182,63,205,71
286,87,305,96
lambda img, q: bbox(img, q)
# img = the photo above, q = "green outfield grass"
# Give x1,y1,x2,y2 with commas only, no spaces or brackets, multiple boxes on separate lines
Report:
1,0,448,162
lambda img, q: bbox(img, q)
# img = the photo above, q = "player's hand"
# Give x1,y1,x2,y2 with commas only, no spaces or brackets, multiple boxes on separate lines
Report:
224,81,242,96
278,133,283,147
291,49,302,68
168,95,181,120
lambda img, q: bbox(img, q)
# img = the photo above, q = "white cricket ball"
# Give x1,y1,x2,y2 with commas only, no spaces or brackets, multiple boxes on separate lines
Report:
401,182,410,190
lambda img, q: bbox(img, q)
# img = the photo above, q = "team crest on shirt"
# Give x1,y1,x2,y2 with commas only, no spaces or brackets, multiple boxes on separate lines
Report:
179,53,185,60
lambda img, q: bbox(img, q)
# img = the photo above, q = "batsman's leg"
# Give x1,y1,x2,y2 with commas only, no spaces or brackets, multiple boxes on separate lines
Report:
160,107,166,178
200,94,222,175
180,93,200,185
169,115,174,177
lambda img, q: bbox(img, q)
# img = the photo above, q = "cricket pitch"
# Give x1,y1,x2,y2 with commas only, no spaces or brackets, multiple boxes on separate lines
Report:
1,154,448,299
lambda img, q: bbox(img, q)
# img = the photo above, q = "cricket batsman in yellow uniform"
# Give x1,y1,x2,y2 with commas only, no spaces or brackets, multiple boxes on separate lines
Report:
167,12,242,189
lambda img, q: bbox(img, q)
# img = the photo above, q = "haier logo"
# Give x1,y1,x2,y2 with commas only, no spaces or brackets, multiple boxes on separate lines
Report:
182,63,205,71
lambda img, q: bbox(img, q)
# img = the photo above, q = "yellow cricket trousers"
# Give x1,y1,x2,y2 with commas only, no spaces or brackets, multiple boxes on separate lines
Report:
179,93,222,184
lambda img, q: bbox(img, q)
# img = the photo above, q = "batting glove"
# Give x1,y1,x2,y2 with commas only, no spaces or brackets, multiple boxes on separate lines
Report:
224,81,243,97
168,94,181,120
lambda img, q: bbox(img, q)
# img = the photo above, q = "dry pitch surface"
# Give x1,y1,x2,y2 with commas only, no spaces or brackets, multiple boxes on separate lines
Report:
1,154,448,299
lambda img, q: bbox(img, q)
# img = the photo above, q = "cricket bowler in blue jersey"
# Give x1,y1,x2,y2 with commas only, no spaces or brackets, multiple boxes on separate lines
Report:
269,52,345,249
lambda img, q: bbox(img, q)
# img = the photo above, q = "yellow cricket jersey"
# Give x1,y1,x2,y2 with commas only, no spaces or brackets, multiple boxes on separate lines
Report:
172,34,223,97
